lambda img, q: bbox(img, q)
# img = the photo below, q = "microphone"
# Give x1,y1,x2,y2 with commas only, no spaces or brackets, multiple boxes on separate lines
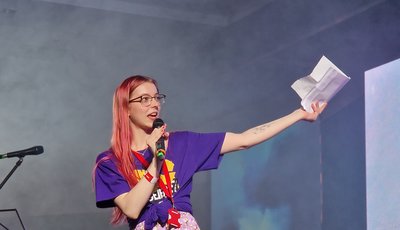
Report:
152,118,165,160
0,146,44,159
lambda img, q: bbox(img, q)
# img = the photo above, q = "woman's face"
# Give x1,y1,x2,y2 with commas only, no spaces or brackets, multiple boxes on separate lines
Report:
128,82,161,132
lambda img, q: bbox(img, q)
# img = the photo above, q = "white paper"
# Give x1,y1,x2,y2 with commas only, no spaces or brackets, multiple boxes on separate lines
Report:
291,55,351,112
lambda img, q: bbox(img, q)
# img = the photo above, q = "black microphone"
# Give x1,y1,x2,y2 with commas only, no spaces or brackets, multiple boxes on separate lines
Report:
152,118,165,160
0,146,44,159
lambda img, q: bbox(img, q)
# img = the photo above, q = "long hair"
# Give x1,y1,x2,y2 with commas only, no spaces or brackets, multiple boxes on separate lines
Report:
96,75,158,225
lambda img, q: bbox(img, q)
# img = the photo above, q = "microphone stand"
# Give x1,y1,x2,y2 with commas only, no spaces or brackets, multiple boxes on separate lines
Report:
0,157,26,230
0,157,23,190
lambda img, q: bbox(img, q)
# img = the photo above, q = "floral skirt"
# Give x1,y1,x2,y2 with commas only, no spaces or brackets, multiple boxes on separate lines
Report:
134,211,200,230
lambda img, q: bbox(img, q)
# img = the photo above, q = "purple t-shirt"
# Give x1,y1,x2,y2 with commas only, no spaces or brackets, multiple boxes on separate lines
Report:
95,131,225,229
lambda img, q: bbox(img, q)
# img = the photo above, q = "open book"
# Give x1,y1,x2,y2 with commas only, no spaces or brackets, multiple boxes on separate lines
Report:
291,55,350,112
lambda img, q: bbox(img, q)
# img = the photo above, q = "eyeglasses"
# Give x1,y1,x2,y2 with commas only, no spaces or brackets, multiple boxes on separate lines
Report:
129,94,166,107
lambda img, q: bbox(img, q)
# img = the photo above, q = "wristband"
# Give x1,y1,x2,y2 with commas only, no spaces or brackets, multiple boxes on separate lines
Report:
144,171,158,184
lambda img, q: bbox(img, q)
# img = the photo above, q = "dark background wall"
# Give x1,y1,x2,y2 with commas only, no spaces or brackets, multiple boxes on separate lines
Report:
208,0,399,229
0,0,399,229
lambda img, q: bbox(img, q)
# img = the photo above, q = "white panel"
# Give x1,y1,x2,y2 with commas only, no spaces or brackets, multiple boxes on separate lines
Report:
366,58,400,230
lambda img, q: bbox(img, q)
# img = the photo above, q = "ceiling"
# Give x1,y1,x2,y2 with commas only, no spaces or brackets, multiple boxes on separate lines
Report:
35,0,276,26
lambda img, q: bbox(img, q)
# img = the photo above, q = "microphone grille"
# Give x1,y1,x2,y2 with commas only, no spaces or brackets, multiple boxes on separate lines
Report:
152,118,164,129
34,146,44,154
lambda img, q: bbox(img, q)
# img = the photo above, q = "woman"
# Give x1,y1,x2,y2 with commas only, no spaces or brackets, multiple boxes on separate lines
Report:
94,75,326,229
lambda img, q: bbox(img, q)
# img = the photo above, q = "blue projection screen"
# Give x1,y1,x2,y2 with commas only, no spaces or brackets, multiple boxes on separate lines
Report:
211,122,321,230
365,58,400,230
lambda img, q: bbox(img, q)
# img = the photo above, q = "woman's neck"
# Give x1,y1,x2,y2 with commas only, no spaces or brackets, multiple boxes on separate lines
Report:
130,126,151,151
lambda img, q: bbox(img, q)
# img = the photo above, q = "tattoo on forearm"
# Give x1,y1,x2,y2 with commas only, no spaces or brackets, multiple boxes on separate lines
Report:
252,123,272,134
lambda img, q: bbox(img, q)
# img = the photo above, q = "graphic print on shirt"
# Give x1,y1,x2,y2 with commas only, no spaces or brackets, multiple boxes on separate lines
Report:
135,159,180,203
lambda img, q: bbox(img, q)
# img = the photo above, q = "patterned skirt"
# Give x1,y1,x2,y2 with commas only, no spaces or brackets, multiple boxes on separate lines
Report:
134,211,200,230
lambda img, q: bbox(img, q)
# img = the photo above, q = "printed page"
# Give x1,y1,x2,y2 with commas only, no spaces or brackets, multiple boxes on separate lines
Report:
291,56,351,112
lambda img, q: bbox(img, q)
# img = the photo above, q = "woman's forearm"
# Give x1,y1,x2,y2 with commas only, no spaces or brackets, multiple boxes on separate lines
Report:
114,157,160,219
221,109,307,154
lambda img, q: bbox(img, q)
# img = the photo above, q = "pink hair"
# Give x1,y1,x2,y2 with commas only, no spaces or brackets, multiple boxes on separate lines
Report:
93,75,158,225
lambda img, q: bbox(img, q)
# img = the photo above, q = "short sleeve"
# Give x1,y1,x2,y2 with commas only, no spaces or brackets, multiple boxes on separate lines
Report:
185,132,226,172
94,153,130,208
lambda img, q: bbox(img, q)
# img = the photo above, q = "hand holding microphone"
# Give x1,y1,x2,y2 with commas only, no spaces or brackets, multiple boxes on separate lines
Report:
151,118,167,160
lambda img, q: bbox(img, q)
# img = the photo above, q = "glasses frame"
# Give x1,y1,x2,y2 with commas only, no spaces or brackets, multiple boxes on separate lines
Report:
129,93,166,107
